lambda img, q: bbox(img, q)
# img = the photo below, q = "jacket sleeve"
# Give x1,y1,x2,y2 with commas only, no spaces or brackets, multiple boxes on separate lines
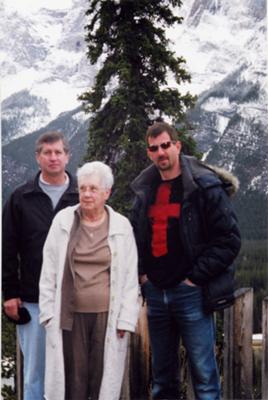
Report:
187,186,241,286
130,195,147,276
117,223,140,332
2,192,22,300
39,217,59,325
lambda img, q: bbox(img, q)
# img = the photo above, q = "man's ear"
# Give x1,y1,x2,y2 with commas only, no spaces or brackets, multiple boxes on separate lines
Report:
147,148,154,162
35,152,40,165
176,141,182,153
65,152,70,165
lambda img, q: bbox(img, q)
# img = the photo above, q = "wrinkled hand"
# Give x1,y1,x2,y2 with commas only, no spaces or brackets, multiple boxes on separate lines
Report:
117,329,126,338
4,298,22,320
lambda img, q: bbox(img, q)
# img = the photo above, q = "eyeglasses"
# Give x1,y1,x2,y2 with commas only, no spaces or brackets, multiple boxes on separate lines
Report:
147,141,175,153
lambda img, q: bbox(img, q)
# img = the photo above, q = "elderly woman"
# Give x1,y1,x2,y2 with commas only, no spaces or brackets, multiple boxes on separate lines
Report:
39,161,140,400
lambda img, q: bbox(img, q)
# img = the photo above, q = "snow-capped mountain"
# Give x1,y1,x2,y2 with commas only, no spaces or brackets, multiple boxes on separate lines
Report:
1,0,267,239
169,0,266,94
1,0,93,141
2,0,266,141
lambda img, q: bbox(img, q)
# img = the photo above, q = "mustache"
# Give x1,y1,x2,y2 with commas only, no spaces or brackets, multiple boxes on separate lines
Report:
157,156,168,161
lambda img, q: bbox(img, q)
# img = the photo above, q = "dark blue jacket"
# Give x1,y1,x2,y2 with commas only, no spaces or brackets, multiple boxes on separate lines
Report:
130,155,241,309
2,171,79,303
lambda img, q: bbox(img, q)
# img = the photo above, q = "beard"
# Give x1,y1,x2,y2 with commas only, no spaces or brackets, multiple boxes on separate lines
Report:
156,156,171,171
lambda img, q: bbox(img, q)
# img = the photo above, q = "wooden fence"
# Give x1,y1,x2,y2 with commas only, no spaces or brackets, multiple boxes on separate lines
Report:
121,289,268,400
16,289,268,399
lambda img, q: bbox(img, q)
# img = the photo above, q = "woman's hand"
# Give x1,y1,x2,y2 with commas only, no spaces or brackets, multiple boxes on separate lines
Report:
117,329,126,338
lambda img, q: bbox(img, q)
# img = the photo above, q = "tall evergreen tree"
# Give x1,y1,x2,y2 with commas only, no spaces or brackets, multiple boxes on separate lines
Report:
80,0,196,213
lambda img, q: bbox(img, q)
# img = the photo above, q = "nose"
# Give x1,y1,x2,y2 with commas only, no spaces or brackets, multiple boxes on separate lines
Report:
83,188,92,196
157,146,165,156
49,152,58,160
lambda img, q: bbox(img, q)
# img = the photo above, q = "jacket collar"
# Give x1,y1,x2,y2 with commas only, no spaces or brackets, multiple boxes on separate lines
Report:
58,204,127,236
106,205,127,235
23,171,78,195
131,154,239,200
130,154,199,200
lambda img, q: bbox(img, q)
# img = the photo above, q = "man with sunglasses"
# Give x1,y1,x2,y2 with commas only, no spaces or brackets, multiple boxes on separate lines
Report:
131,121,241,399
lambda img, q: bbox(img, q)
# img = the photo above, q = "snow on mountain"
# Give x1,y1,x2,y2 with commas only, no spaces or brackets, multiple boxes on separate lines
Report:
2,90,50,144
1,0,93,137
1,0,267,239
168,0,266,96
1,0,266,143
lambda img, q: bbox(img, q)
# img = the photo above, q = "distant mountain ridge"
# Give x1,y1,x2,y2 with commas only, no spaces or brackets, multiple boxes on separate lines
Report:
2,0,267,240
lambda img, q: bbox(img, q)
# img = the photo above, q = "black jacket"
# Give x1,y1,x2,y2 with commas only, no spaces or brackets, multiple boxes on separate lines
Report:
131,155,241,293
2,171,79,302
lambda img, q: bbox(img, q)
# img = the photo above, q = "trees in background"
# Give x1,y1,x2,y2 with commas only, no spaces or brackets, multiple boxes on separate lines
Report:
80,0,196,212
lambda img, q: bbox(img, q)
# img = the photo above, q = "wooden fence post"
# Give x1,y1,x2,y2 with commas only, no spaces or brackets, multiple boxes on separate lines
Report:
223,287,253,400
262,296,268,400
16,335,23,400
223,299,234,398
128,302,151,400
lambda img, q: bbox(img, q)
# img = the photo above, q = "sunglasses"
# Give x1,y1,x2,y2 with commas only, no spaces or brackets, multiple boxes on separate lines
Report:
147,141,175,153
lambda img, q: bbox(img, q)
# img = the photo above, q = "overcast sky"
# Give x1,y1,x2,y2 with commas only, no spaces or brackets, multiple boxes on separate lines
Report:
2,0,73,14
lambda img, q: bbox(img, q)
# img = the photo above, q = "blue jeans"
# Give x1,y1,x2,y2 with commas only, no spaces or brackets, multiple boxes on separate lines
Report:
143,281,220,400
17,302,45,400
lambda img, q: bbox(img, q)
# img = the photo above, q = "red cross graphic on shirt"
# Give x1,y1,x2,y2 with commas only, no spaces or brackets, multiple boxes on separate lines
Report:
148,183,181,257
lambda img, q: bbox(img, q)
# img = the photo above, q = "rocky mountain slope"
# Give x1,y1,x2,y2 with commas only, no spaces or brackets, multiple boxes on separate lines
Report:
2,0,267,239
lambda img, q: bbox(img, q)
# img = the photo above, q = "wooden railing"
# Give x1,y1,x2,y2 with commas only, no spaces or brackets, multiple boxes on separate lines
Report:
15,290,268,399
121,289,268,400
262,296,268,399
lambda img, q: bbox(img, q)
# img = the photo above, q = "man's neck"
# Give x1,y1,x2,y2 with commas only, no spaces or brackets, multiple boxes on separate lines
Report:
40,172,67,185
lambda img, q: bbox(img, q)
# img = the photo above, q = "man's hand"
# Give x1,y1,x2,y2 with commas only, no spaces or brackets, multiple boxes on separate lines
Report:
4,298,22,320
182,278,197,287
139,274,148,285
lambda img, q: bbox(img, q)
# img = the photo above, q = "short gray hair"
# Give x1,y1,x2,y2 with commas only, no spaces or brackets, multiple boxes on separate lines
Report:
35,131,70,154
77,161,114,190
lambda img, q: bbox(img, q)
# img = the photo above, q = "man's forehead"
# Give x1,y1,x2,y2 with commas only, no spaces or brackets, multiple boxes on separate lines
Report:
40,140,64,150
148,131,171,142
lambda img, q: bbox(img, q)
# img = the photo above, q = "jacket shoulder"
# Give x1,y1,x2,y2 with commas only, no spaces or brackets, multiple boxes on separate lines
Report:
184,156,239,197
3,177,36,208
12,177,36,195
56,205,79,220
107,206,133,234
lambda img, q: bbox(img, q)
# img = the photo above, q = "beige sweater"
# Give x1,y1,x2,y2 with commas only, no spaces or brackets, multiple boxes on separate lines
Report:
73,215,111,312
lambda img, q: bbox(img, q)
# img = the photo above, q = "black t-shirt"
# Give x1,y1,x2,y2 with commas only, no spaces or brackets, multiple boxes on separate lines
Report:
145,175,188,288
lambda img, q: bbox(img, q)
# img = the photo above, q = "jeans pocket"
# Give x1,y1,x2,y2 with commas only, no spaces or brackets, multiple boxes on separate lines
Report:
180,280,200,289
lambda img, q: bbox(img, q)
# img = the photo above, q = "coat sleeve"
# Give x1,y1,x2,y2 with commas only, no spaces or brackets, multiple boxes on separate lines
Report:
39,216,59,325
187,186,241,285
130,195,147,276
2,192,21,300
117,223,140,332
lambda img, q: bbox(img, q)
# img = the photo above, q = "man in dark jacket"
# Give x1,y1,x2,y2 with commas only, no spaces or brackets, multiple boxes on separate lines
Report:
131,122,241,400
2,131,79,400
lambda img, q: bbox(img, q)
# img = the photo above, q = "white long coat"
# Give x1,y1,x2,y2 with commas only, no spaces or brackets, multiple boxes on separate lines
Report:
39,204,140,400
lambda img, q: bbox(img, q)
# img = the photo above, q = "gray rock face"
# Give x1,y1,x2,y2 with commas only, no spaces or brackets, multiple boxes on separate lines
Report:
2,0,267,239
